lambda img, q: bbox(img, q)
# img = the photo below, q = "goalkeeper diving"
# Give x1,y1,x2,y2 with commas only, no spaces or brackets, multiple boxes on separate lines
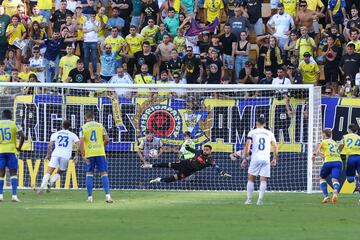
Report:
142,144,232,183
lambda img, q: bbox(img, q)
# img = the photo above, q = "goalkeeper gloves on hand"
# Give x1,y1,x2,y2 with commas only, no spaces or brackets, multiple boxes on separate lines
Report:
219,171,232,178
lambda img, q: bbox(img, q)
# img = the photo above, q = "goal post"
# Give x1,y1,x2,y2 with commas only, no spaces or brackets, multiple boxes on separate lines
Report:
0,82,322,192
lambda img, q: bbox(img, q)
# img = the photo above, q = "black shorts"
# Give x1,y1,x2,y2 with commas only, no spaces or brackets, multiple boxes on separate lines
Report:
171,160,197,177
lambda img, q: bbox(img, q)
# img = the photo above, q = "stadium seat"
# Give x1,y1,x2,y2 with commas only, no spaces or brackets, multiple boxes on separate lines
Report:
249,44,259,65
319,65,325,81
248,31,257,44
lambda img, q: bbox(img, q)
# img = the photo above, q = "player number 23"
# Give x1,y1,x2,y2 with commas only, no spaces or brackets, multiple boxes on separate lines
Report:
57,135,69,147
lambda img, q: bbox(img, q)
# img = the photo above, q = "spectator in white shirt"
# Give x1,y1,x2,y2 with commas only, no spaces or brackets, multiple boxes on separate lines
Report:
109,65,133,97
83,9,99,75
266,3,295,52
272,67,291,98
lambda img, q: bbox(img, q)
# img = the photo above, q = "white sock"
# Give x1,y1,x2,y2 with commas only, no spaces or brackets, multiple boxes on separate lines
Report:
258,181,267,201
50,173,60,184
40,173,51,188
247,181,254,201
106,194,111,199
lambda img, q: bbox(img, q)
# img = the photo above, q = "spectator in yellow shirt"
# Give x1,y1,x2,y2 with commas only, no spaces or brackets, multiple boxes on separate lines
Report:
6,15,26,70
204,0,224,23
299,52,320,84
2,0,23,17
59,45,79,82
296,26,317,61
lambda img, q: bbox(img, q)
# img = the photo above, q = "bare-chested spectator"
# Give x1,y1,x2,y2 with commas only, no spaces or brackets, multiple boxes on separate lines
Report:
155,34,176,74
295,1,324,39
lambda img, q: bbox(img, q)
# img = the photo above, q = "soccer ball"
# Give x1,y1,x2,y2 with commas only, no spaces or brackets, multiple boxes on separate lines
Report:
149,149,158,159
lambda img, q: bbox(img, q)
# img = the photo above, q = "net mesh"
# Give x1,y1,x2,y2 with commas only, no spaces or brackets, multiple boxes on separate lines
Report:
1,84,322,192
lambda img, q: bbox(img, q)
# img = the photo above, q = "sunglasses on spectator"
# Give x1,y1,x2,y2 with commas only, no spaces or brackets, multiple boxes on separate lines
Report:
33,51,39,53
186,49,192,52
299,5,306,7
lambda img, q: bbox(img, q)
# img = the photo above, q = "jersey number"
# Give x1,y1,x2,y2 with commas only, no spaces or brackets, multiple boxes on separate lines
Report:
90,130,97,142
346,138,360,148
328,143,339,153
258,138,265,151
0,128,11,141
57,135,69,147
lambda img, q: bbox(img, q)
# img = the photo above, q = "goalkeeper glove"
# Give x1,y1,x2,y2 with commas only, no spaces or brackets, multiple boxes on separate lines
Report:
219,171,232,178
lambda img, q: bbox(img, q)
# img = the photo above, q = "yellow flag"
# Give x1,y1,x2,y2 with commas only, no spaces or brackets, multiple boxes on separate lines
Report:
111,95,124,126
174,0,181,12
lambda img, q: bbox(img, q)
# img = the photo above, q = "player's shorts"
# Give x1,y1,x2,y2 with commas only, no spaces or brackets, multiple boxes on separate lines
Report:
320,161,342,180
0,153,18,170
85,156,108,173
171,160,197,179
48,156,70,171
248,160,270,178
346,155,360,177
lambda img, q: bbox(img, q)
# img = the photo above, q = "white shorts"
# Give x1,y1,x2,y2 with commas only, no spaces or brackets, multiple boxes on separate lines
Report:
248,160,271,178
48,156,70,171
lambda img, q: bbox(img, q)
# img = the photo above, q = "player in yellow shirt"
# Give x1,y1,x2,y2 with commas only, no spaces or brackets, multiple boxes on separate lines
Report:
313,128,342,203
80,111,112,203
298,52,319,84
0,109,25,202
140,18,160,50
125,25,145,56
59,45,79,82
339,124,360,196
2,0,23,17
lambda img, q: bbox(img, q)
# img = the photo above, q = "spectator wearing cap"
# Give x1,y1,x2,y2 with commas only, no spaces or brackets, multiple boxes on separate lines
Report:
59,44,79,82
38,0,53,23
205,49,224,84
0,6,10,63
299,52,320,85
204,0,224,24
50,0,73,33
266,3,295,52
239,61,259,84
139,0,160,30
5,15,26,70
348,29,360,53
295,26,316,62
321,35,340,88
2,0,23,17
234,31,249,80
83,9,100,75
111,0,133,37
328,0,347,26
107,7,125,35
29,46,45,82
339,43,360,82
227,7,251,41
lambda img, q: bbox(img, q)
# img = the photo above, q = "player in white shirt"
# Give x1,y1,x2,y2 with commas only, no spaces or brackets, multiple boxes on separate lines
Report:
241,117,278,205
38,120,80,193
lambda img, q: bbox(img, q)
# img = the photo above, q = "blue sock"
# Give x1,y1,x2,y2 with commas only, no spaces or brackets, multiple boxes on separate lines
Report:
86,175,93,197
0,177,4,194
101,175,110,195
347,176,354,183
333,182,340,193
320,181,328,197
11,176,18,196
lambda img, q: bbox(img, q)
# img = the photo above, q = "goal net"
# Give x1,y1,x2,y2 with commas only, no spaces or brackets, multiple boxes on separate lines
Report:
0,83,322,192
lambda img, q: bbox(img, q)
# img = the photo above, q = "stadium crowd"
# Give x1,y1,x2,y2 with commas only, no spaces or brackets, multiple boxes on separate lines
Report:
0,0,359,96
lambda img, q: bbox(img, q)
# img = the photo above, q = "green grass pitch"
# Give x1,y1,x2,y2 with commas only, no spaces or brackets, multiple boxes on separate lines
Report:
0,190,359,240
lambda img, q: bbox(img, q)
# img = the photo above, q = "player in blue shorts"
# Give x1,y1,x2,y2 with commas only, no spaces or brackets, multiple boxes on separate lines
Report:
339,124,360,195
80,111,112,203
313,129,342,203
0,110,24,202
